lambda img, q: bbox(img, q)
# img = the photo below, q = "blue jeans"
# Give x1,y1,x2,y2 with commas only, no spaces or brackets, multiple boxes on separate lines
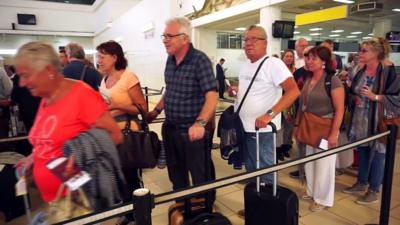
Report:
244,132,274,184
357,146,385,192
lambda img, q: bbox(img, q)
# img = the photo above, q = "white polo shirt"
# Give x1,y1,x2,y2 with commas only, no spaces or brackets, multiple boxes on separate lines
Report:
235,56,292,132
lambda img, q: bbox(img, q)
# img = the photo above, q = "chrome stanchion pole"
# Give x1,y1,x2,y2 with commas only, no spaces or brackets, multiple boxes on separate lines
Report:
133,188,154,225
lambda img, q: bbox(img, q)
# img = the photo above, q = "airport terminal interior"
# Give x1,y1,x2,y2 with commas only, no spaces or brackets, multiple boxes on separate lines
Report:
0,0,399,224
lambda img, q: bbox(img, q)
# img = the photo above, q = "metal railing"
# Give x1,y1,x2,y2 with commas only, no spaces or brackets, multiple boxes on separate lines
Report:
58,126,397,225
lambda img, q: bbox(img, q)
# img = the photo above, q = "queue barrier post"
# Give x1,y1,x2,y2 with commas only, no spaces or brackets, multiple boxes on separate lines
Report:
378,125,398,225
133,188,154,225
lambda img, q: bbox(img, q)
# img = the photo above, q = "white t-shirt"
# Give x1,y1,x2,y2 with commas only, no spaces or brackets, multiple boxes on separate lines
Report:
235,56,292,132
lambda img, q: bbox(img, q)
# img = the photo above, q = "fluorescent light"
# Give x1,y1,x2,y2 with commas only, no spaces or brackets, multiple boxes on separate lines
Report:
235,27,246,31
310,33,321,36
293,31,301,34
0,49,16,55
255,24,261,26
309,28,323,31
368,33,374,36
362,37,371,40
331,30,344,33
346,35,357,38
333,0,354,3
351,31,363,34
294,26,298,29
329,34,341,37
392,8,400,12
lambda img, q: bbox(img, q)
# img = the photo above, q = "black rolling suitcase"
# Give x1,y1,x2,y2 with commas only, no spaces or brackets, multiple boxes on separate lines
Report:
244,123,299,225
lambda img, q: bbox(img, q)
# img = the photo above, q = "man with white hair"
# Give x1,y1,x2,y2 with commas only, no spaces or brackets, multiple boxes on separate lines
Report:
147,17,218,194
294,38,309,68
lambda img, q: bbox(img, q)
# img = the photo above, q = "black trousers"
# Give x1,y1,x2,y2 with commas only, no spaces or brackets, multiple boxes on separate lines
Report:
217,78,225,98
162,122,216,203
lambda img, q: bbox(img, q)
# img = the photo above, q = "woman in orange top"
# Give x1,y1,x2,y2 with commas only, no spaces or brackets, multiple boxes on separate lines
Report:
15,41,121,202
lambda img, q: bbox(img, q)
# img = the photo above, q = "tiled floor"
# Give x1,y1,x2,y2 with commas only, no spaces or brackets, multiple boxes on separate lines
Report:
2,99,400,225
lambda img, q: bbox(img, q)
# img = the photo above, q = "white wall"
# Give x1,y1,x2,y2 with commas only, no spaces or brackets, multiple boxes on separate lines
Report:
0,0,95,32
94,0,173,89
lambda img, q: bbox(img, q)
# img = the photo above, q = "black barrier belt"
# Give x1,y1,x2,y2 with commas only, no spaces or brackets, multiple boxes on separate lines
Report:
60,131,390,225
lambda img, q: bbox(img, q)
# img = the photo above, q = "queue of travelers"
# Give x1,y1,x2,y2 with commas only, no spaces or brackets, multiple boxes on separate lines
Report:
0,15,396,225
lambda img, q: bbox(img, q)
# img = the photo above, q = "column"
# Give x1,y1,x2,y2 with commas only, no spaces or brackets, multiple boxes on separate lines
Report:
372,19,392,38
260,6,282,56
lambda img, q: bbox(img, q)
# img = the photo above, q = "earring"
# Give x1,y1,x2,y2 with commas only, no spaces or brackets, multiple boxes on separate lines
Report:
49,74,55,80
322,64,325,69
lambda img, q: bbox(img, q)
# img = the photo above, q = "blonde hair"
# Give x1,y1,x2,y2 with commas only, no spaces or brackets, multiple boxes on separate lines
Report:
166,17,192,41
15,41,61,72
362,37,390,61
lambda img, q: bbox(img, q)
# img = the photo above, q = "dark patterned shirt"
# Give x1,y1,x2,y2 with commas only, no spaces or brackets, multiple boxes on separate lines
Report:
164,44,217,127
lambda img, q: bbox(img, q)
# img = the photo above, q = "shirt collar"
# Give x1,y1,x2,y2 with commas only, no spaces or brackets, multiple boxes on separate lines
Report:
169,43,195,65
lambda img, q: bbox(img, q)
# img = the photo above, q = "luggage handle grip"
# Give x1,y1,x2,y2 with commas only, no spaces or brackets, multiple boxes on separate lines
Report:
254,122,277,133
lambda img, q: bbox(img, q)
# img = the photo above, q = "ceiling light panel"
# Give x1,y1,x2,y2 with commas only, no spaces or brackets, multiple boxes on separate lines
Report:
235,27,246,31
333,0,354,3
331,30,344,33
351,31,363,34
309,28,323,31
329,34,341,37
310,33,321,36
346,35,357,38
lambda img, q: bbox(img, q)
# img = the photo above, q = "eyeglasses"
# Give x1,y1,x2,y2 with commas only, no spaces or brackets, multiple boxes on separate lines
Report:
161,33,186,41
359,48,369,54
242,37,265,44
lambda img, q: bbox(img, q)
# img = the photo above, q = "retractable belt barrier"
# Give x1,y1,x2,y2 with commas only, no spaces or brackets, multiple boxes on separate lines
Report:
57,128,398,225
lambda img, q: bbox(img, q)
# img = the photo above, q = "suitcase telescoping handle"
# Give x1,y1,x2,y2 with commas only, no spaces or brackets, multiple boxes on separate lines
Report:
255,122,277,196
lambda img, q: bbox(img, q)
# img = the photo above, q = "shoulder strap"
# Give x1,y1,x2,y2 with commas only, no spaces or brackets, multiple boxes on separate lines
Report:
236,56,269,113
80,65,88,81
324,73,334,99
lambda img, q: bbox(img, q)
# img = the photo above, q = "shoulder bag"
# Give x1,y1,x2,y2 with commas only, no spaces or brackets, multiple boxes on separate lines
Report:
296,77,333,148
218,57,268,157
117,104,161,169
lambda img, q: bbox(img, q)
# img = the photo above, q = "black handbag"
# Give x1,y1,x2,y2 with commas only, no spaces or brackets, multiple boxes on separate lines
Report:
117,105,161,169
218,57,268,161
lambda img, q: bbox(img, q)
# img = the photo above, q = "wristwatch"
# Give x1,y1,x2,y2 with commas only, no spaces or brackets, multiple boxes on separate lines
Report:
266,109,276,118
196,119,207,127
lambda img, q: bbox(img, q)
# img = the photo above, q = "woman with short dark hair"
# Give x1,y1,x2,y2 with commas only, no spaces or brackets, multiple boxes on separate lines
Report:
96,40,147,225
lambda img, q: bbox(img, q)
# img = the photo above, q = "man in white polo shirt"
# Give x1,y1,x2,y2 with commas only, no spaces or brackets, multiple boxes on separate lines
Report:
230,25,300,184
